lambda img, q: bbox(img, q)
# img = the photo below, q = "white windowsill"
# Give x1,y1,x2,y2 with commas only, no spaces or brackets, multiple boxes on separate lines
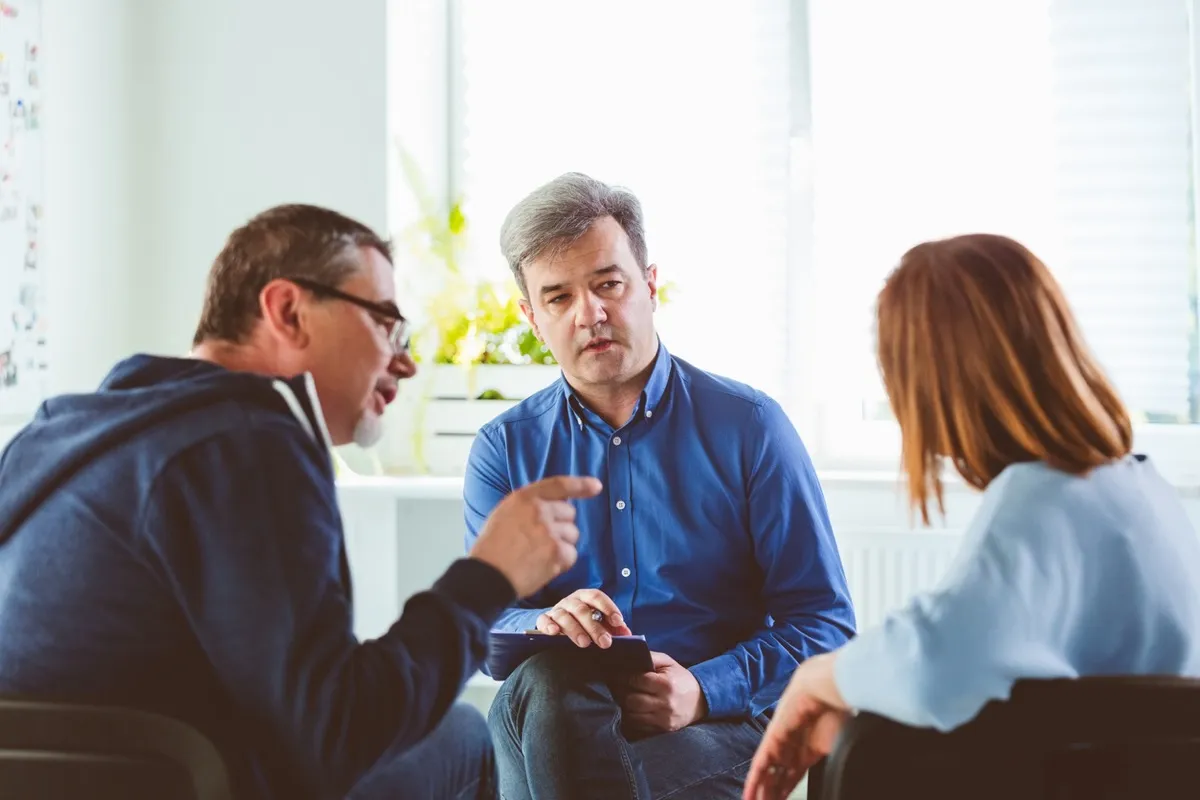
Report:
335,473,466,500
332,470,911,496
335,467,1200,499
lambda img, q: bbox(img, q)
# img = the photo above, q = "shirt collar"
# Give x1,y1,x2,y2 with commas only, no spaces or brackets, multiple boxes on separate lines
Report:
561,338,673,430
641,338,673,414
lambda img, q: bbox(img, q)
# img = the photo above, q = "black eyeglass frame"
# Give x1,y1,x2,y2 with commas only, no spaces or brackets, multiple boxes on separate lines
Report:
285,276,411,354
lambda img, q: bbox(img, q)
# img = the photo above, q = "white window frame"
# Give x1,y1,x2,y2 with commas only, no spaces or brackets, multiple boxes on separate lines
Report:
786,0,1200,486
386,0,457,260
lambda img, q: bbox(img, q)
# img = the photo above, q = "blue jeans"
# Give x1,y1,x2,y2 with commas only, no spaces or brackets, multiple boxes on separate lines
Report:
347,702,498,800
488,651,767,799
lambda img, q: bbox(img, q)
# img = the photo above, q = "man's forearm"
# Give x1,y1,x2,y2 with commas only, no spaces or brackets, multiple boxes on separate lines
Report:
690,616,854,718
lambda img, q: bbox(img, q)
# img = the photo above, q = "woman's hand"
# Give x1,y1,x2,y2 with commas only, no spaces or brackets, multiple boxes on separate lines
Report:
742,668,848,800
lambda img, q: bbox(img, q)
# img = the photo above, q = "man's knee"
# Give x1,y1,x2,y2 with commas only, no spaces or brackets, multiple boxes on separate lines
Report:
488,649,612,740
507,650,579,694
438,702,492,758
489,650,583,731
347,703,494,799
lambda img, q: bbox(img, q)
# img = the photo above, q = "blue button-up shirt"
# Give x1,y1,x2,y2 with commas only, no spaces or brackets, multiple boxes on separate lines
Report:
463,341,856,717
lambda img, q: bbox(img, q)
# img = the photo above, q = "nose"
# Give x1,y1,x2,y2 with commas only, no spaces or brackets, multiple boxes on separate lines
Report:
574,291,607,329
390,350,418,379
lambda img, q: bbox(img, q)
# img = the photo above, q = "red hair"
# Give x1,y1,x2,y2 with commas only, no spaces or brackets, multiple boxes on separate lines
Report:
876,234,1132,523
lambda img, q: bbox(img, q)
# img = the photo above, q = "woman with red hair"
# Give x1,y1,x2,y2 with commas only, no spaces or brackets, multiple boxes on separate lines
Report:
744,234,1200,800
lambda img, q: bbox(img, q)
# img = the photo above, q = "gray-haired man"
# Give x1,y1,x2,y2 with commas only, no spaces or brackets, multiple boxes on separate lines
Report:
463,173,856,798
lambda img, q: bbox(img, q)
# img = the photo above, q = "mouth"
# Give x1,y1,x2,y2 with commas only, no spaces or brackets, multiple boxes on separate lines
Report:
581,337,616,354
373,384,398,412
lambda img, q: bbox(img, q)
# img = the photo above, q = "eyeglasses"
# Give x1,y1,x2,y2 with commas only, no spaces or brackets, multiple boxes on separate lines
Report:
285,276,411,355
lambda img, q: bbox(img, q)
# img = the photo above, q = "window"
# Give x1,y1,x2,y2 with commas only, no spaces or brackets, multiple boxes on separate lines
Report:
454,0,794,401
393,0,1200,480
805,0,1200,471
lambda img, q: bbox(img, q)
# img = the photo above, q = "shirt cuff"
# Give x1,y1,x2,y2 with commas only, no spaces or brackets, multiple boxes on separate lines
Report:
689,653,748,719
491,606,550,633
432,557,517,628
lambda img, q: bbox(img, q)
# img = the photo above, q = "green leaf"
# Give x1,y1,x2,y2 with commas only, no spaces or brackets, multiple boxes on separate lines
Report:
448,202,467,236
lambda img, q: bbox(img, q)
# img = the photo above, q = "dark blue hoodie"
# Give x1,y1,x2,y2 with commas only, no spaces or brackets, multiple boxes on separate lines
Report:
0,355,514,799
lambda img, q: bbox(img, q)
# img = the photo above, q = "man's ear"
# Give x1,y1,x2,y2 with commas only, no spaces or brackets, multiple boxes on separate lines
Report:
259,279,312,348
646,264,659,310
519,297,544,342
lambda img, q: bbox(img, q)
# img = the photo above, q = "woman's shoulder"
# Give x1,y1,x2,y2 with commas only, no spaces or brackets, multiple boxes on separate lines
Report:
974,455,1180,556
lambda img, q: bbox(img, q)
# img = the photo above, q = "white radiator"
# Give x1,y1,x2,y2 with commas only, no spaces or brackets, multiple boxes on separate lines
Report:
837,529,963,631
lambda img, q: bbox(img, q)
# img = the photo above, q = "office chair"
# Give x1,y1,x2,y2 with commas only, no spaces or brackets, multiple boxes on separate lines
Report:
0,697,234,799
819,676,1200,800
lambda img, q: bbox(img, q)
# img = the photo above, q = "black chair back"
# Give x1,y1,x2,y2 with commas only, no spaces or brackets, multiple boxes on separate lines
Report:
0,698,234,799
820,676,1200,800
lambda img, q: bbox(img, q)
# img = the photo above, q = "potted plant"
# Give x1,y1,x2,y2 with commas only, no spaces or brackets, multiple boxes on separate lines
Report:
413,276,563,475
370,148,559,474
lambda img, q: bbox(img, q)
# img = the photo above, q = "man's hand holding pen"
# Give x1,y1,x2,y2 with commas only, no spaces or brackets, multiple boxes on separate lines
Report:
534,588,708,735
534,588,631,647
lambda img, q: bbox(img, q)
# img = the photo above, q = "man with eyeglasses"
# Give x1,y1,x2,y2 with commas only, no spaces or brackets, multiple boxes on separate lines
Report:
0,203,600,799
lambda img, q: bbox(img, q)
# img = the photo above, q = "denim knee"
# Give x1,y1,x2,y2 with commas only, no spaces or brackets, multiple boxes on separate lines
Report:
441,702,492,758
487,650,578,734
346,702,495,800
507,650,579,696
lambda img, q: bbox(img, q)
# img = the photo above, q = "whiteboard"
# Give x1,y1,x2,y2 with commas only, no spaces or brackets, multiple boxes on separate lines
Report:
0,0,44,417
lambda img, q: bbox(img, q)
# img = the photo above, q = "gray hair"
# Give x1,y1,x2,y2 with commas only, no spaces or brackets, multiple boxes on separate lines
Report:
499,172,649,295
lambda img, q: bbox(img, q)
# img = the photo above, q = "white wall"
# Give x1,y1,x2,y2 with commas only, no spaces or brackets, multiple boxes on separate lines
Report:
42,0,138,383
2,0,389,448
129,0,390,353
1,0,139,449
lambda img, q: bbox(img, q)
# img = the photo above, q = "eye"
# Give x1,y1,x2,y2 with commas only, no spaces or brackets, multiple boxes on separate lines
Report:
600,280,622,290
547,294,568,305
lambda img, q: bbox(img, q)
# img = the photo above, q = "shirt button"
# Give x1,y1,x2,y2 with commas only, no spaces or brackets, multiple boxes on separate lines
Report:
621,567,632,578
612,436,622,446
645,410,653,418
616,500,626,510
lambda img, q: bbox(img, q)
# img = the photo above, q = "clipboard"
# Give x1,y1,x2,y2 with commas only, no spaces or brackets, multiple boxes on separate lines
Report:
486,631,654,681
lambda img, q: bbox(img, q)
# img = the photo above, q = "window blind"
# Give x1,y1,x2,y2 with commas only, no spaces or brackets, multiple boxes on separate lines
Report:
807,0,1198,425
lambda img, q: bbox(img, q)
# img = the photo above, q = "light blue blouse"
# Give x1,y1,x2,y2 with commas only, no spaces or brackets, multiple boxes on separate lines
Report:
835,455,1200,731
